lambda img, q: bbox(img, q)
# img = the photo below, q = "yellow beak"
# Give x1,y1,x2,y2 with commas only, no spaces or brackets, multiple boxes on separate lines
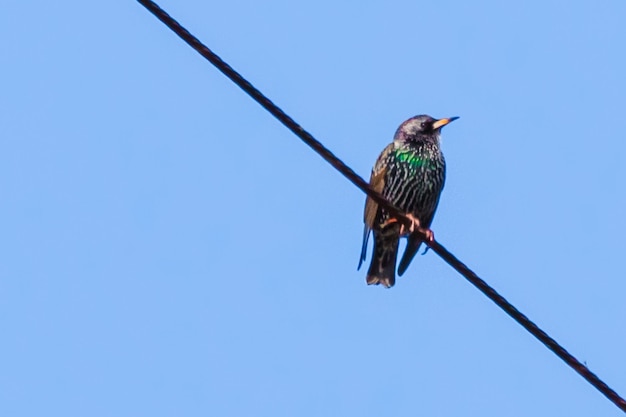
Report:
432,116,459,130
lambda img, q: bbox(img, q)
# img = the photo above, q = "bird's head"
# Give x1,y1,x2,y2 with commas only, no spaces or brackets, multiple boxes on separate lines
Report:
394,115,459,143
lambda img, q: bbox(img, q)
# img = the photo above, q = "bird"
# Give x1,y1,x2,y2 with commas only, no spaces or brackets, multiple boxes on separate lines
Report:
358,114,458,288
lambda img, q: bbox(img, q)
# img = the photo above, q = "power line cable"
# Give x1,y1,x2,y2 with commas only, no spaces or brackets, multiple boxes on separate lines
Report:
137,0,626,412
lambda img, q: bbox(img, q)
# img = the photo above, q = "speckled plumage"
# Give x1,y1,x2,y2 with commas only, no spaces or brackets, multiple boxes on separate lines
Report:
358,115,457,287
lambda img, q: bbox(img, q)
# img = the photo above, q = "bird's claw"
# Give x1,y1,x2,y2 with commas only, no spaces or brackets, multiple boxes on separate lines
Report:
399,213,420,236
423,228,435,243
400,214,435,243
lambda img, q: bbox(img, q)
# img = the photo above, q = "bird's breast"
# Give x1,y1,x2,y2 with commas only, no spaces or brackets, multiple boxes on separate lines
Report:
382,146,445,215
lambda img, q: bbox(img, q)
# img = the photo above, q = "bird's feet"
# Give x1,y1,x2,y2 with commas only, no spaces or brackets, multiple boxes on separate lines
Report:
400,213,435,242
382,214,435,242
423,228,435,243
398,213,420,235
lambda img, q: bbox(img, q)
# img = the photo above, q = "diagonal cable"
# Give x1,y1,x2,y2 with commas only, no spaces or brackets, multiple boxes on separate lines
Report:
136,0,626,413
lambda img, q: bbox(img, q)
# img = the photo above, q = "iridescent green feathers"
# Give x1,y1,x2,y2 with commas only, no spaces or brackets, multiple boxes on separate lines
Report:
394,149,437,170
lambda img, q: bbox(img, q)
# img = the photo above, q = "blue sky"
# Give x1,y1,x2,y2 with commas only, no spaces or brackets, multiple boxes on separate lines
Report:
1,1,625,416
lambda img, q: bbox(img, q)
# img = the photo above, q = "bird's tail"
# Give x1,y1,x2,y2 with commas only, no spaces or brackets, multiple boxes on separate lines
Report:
357,226,370,271
397,237,423,277
366,226,400,288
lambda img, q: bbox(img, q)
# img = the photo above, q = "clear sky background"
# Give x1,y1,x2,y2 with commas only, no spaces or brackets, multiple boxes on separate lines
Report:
1,1,625,416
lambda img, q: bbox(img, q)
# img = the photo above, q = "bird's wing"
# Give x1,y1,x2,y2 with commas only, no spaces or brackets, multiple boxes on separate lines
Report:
364,143,394,228
358,167,386,269
359,143,393,269
363,167,386,228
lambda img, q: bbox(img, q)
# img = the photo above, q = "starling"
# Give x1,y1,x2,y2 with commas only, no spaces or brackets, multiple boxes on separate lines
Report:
358,115,458,287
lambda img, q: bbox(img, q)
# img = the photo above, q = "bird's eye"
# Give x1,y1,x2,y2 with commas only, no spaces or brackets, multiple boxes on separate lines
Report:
420,122,428,129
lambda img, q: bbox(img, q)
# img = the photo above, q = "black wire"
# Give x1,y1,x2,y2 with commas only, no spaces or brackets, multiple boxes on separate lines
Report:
137,0,626,413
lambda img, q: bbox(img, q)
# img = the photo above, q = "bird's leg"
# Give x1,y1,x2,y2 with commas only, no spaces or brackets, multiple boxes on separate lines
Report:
401,213,435,242
380,217,400,229
399,213,420,235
